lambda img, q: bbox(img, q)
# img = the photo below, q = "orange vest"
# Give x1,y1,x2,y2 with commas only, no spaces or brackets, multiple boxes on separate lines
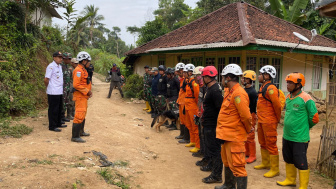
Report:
184,77,199,110
73,64,92,100
257,81,282,123
177,77,186,105
216,83,252,142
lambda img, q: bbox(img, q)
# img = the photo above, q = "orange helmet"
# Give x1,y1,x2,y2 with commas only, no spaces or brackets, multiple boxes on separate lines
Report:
243,70,257,81
285,72,305,87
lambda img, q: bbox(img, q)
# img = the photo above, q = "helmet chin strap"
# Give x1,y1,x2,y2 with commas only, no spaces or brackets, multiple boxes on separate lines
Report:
289,84,301,94
204,77,215,86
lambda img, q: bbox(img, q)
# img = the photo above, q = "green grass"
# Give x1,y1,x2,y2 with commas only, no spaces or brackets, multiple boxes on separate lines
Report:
37,160,53,165
114,160,129,167
97,168,130,189
71,163,85,168
0,119,33,138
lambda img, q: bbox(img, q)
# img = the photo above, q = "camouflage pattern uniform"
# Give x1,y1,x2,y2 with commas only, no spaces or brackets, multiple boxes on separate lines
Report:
68,62,75,118
143,72,150,101
61,52,73,119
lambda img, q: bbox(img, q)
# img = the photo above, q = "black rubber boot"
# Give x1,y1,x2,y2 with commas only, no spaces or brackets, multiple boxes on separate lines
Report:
175,124,185,139
62,117,70,122
71,123,86,143
214,167,236,189
66,105,74,120
236,177,247,189
80,119,90,136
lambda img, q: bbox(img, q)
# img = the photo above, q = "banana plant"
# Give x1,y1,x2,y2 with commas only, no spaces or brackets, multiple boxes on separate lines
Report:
269,0,309,25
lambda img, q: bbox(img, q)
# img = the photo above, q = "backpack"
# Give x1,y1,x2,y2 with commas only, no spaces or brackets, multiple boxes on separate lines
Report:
260,83,286,110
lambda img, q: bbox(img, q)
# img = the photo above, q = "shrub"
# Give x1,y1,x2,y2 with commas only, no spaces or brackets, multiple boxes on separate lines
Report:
123,74,143,99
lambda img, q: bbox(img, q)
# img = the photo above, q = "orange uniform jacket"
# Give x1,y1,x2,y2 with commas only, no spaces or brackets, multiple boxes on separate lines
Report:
177,77,186,106
216,83,252,142
73,64,92,100
257,81,282,123
184,78,199,111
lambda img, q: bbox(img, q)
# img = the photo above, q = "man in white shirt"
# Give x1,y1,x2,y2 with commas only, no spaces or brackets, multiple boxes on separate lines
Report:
44,51,67,132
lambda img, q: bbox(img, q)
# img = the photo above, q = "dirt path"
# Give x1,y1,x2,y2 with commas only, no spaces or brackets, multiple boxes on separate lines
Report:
0,76,333,189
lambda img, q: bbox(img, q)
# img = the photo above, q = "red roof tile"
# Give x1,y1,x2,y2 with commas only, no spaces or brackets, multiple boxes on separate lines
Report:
126,2,336,55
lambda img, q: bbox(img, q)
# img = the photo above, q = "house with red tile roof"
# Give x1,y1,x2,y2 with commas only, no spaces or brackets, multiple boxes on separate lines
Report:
124,2,336,99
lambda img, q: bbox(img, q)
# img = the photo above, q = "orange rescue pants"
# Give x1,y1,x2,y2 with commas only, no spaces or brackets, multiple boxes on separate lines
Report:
185,108,200,148
73,97,88,124
246,113,257,155
221,141,247,177
178,104,185,125
257,122,278,155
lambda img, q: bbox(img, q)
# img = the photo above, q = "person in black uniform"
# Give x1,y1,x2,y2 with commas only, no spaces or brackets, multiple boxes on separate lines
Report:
166,68,180,130
241,70,258,164
155,65,168,115
199,66,224,184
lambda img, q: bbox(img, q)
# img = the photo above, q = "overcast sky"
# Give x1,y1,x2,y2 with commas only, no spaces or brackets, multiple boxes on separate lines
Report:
52,0,198,46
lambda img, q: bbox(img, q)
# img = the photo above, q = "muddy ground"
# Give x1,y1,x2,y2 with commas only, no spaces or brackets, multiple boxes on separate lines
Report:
0,76,333,189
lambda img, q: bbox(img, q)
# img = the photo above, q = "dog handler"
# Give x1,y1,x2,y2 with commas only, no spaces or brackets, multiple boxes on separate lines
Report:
276,73,319,189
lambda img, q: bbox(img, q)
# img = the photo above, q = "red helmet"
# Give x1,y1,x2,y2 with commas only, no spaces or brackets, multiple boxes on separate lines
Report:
201,66,218,77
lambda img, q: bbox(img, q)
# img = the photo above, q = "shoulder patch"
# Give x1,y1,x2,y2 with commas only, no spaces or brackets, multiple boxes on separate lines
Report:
268,89,274,95
234,96,241,104
76,71,81,77
194,83,198,87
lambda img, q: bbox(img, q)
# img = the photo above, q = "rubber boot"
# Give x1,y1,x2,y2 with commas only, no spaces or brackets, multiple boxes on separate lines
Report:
66,105,74,120
71,123,86,143
254,148,270,170
214,167,236,189
146,104,152,113
236,177,247,189
190,147,200,153
175,124,185,139
143,101,149,111
264,155,280,178
80,119,90,136
298,170,309,189
178,127,190,143
246,141,256,164
185,142,195,147
276,163,297,186
245,142,250,157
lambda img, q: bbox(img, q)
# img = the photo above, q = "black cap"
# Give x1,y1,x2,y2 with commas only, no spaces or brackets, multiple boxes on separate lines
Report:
144,65,149,68
53,51,63,57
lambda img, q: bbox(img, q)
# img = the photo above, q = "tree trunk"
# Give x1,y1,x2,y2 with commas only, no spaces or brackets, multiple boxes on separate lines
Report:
116,40,120,58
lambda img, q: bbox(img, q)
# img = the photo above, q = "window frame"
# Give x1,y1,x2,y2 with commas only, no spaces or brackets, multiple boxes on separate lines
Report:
312,61,323,90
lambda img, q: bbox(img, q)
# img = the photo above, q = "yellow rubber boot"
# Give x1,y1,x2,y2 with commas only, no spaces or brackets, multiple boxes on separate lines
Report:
146,103,152,113
254,148,270,170
276,163,297,186
185,142,195,147
143,101,149,111
298,169,309,189
189,147,200,153
264,155,280,178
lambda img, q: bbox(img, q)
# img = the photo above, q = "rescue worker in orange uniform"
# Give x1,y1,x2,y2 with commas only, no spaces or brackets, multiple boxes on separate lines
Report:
254,65,282,178
215,64,252,189
71,51,92,143
175,63,190,143
183,63,201,153
241,70,258,164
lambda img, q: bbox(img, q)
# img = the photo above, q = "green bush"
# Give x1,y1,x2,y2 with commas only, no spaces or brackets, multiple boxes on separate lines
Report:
123,74,143,99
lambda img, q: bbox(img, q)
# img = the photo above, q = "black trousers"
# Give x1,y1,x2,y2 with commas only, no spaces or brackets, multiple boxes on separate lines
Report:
204,127,223,178
108,81,123,98
282,138,309,170
198,123,206,155
48,95,63,130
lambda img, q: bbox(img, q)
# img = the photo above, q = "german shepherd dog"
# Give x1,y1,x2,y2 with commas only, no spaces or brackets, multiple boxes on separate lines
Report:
151,109,180,133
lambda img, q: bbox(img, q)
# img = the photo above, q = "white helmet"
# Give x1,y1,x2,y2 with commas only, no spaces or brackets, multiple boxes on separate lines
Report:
77,51,91,62
183,63,195,72
221,64,243,76
175,62,185,70
259,65,276,78
193,66,204,75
